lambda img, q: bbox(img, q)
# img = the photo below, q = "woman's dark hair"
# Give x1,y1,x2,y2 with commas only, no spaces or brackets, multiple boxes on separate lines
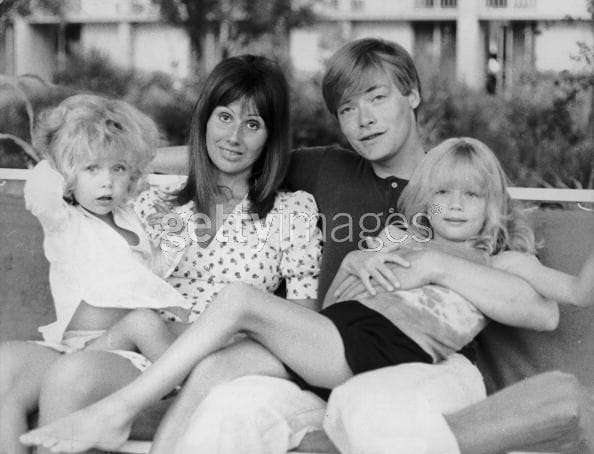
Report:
177,55,290,218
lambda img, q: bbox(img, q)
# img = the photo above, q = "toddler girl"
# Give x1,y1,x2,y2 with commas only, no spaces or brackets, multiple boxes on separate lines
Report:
0,94,189,454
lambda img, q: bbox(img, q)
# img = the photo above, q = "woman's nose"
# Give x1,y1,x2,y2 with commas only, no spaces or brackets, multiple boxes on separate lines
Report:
227,123,241,144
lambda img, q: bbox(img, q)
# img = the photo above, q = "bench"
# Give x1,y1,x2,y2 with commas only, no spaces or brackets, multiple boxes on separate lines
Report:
2,161,593,453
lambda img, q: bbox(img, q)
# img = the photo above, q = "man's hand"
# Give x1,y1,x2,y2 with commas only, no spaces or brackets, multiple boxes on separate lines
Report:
334,247,444,301
337,246,410,297
446,371,594,454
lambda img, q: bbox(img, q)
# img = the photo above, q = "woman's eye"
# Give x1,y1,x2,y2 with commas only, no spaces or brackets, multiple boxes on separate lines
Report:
465,191,479,198
435,189,447,195
245,120,261,130
85,165,98,172
373,94,386,102
218,112,232,122
113,165,128,173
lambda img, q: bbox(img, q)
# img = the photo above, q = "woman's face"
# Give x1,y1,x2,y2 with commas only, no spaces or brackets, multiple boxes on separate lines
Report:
206,98,268,183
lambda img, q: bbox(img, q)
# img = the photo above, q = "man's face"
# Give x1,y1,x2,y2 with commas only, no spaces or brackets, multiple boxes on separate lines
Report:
336,71,419,166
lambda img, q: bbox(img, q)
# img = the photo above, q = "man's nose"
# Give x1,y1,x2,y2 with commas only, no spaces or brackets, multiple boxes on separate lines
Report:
358,104,376,127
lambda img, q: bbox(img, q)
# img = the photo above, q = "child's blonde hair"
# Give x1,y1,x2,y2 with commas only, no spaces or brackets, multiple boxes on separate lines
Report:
399,137,535,255
34,94,160,201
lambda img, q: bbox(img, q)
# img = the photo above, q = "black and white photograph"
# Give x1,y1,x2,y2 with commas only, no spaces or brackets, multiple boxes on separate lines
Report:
1,1,594,453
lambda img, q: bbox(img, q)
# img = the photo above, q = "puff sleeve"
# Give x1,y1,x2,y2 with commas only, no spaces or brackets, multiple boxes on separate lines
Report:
278,191,322,300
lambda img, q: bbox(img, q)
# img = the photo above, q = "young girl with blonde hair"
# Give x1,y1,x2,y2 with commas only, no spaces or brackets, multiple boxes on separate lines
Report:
0,94,189,454
21,137,593,453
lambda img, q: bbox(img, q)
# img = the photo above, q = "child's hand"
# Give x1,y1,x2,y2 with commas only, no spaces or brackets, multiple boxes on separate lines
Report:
338,246,410,297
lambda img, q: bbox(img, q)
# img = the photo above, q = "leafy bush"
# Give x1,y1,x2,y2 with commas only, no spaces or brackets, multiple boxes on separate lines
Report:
417,76,593,188
1,50,591,190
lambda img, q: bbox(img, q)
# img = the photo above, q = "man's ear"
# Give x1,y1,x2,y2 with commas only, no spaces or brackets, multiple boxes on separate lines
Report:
408,89,420,109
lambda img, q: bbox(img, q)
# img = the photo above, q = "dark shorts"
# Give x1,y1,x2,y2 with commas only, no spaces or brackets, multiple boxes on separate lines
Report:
284,300,433,401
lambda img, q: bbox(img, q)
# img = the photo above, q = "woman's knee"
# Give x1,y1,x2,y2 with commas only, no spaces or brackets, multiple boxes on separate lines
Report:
213,282,258,315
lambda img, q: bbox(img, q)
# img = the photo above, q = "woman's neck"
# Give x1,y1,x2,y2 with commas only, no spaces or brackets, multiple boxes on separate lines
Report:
215,174,249,201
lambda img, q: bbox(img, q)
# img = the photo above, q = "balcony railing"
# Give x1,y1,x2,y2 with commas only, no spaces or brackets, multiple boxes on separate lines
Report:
415,0,458,9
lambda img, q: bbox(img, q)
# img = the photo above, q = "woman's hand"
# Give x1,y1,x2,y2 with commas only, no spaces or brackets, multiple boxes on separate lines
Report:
335,244,410,298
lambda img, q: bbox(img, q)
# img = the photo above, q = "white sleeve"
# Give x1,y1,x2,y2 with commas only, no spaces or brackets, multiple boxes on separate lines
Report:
24,160,69,232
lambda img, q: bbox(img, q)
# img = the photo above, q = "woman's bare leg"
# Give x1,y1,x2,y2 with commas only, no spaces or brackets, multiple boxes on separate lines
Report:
21,282,351,452
0,341,60,454
150,339,288,453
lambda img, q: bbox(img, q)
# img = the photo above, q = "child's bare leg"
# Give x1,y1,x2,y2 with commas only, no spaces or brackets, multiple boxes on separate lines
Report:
150,339,288,453
21,282,350,453
34,350,143,454
0,341,60,454
86,309,179,361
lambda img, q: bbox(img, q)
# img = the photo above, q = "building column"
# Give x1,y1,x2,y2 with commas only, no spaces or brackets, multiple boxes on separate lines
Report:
13,16,56,80
456,0,484,89
116,21,133,69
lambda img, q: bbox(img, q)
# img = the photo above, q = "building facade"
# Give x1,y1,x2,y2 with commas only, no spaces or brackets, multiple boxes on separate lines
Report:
0,0,191,81
293,0,594,91
1,0,593,92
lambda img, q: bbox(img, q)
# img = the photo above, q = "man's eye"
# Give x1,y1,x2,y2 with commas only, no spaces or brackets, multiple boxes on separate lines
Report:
113,165,128,173
435,189,447,195
373,94,386,102
85,165,98,172
338,106,353,116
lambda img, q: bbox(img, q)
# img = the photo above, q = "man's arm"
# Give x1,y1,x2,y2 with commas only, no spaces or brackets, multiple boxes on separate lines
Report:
445,371,592,454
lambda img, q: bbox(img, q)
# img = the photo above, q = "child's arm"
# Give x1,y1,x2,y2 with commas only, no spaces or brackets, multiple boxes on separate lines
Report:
492,250,594,307
575,251,594,307
24,160,69,231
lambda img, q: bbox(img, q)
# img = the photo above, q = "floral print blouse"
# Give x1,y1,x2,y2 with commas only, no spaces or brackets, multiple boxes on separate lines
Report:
135,184,322,321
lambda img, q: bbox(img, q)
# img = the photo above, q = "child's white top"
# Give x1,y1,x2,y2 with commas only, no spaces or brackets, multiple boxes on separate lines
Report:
25,160,190,343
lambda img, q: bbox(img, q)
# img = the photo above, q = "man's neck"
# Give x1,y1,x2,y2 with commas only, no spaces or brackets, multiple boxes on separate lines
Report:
371,142,425,180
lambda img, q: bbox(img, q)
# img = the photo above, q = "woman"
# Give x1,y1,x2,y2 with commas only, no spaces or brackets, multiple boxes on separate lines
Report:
8,54,321,454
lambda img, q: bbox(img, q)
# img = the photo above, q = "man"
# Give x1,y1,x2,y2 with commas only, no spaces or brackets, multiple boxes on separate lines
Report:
172,38,586,454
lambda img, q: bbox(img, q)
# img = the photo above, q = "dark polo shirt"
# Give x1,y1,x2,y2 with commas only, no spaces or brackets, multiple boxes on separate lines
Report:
285,146,408,303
